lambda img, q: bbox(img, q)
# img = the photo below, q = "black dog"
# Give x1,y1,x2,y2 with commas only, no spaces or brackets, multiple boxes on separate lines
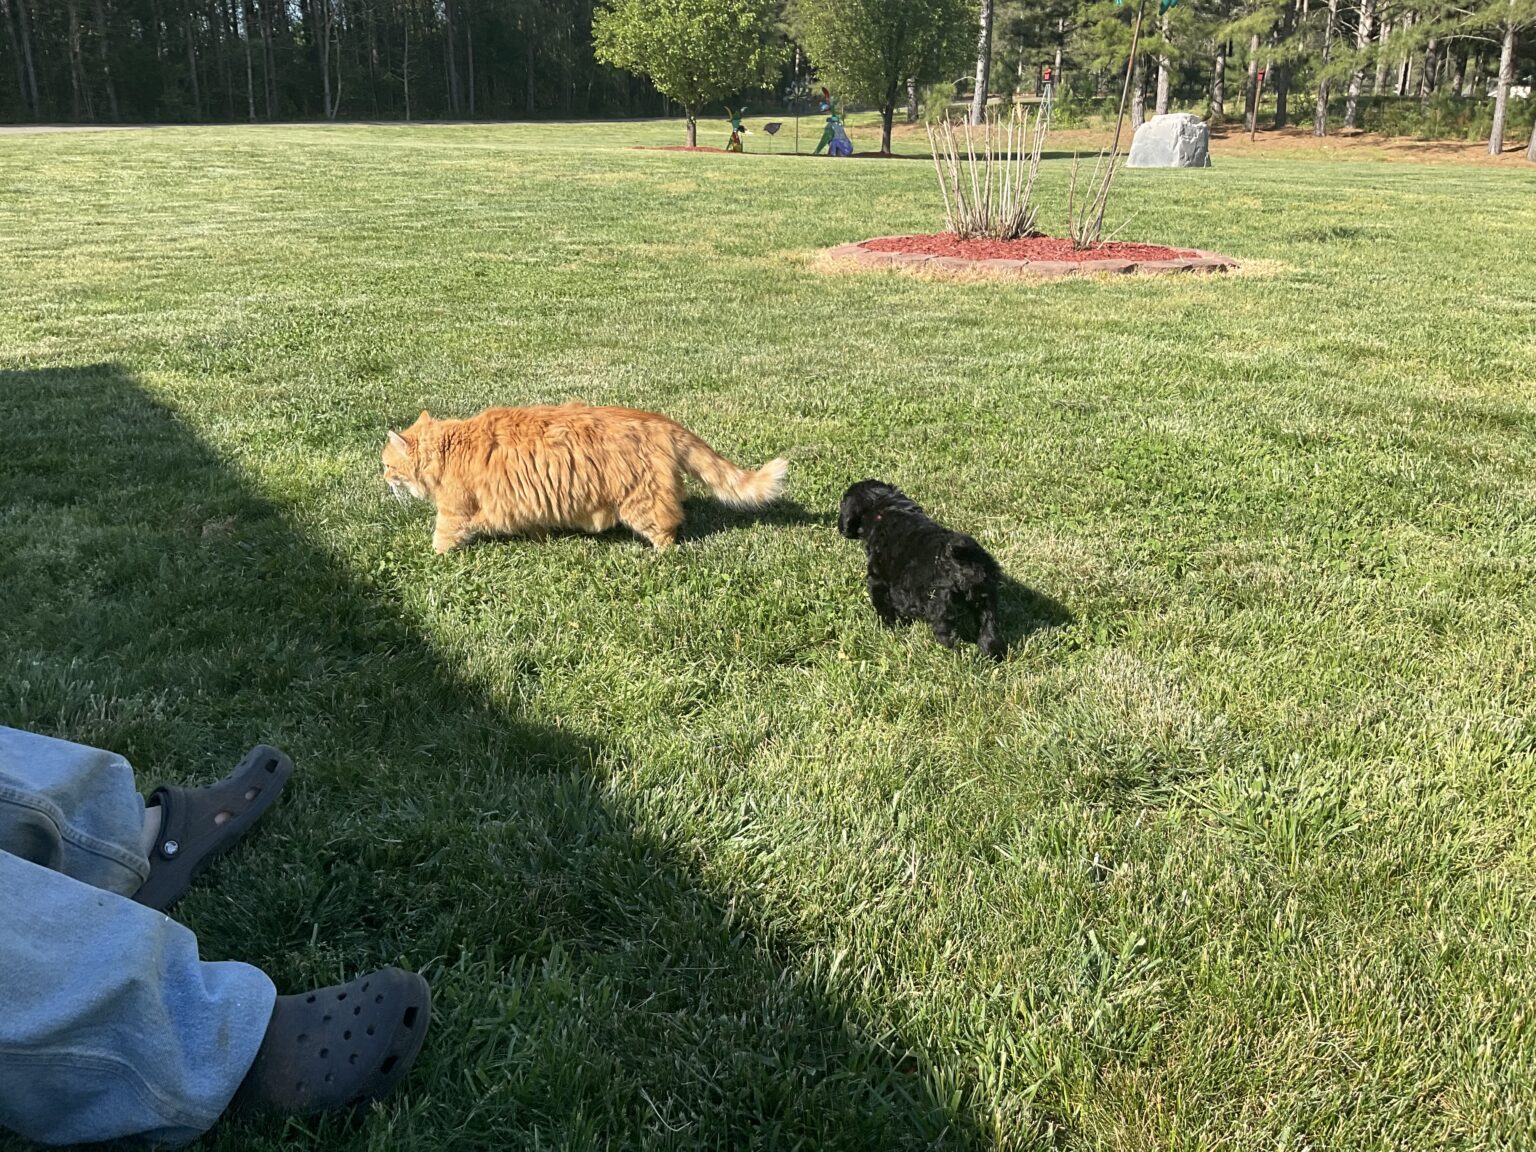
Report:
838,480,1004,659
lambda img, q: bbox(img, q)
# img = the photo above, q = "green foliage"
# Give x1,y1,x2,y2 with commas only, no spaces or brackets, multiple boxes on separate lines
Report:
920,79,960,122
793,0,976,118
593,0,785,117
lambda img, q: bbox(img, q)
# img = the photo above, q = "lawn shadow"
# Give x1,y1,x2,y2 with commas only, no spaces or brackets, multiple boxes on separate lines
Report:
0,365,994,1150
997,575,1074,649
681,495,833,543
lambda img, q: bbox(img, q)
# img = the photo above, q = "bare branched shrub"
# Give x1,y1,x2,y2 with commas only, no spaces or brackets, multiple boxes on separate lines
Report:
925,103,1049,241
1066,148,1126,248
1069,0,1151,248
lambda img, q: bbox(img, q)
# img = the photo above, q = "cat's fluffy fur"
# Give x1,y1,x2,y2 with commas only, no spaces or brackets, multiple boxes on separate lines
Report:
838,479,1004,659
382,404,788,552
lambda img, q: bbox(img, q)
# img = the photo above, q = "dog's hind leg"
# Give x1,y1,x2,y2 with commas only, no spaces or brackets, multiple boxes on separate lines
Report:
976,587,1004,660
931,594,965,650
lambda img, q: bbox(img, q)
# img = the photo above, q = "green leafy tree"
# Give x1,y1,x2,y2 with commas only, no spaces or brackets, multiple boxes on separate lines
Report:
795,0,975,152
593,0,783,144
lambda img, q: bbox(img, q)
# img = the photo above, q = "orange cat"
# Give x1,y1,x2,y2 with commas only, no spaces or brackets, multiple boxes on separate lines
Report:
381,404,788,552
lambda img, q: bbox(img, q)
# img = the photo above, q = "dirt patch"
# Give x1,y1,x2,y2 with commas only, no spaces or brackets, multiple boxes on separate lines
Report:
825,234,1240,279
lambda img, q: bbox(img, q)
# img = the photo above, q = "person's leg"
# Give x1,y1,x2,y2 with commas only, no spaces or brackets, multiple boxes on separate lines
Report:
0,726,294,911
0,726,149,896
0,849,275,1146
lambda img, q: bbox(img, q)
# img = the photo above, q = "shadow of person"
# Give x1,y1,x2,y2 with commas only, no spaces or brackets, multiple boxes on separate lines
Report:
0,365,985,1149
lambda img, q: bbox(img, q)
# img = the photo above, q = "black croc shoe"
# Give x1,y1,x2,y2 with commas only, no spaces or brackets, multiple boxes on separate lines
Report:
233,967,432,1115
133,744,294,911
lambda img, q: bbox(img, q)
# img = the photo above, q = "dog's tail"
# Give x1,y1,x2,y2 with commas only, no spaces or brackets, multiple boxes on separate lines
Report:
674,428,787,508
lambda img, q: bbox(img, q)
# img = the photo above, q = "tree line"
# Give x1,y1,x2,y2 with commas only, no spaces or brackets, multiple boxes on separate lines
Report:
4,0,1533,158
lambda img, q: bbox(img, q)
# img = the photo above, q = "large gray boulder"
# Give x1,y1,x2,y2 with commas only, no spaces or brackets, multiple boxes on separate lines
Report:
1126,113,1212,168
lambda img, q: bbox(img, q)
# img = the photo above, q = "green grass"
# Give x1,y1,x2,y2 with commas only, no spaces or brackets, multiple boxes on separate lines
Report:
2,121,1535,1151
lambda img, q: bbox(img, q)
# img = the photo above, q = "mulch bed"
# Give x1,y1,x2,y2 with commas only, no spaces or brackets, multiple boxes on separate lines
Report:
826,233,1240,278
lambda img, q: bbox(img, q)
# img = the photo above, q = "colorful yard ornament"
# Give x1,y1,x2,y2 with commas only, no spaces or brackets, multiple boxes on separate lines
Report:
813,94,852,157
725,106,749,152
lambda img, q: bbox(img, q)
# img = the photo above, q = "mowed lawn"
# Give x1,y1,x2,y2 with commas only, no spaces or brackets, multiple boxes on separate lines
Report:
3,120,1535,1151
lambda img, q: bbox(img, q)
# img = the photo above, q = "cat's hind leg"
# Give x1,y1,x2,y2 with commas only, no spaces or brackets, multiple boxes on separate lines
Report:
618,478,683,550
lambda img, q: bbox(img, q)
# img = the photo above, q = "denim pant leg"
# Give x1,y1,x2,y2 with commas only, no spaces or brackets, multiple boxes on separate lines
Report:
0,850,277,1146
0,726,150,896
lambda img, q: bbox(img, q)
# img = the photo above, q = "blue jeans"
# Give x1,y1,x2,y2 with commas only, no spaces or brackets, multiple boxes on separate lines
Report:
0,727,276,1146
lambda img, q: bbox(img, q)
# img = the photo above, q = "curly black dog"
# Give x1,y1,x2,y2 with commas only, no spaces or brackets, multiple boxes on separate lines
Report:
838,479,1004,659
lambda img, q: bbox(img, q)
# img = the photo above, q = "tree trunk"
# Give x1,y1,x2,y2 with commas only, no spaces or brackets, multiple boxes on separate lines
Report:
1,0,27,113
906,77,917,122
1419,37,1437,101
1450,45,1467,96
1244,33,1259,128
443,0,459,115
1131,53,1146,127
90,0,119,119
1374,21,1391,92
4,0,39,117
1211,41,1225,118
185,13,201,119
258,0,273,117
1395,14,1413,96
1488,15,1515,155
313,0,332,117
403,1,411,119
1274,69,1289,128
685,105,696,147
1527,118,1536,162
1342,0,1373,128
464,0,475,116
1314,0,1338,134
881,88,895,152
524,28,533,115
970,0,993,124
66,0,94,120
215,0,234,118
1155,12,1170,115
241,0,255,118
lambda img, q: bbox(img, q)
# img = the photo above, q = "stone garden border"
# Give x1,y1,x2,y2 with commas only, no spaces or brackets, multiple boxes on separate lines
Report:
822,237,1241,279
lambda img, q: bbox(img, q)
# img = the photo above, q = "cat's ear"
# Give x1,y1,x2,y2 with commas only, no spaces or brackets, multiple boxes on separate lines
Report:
416,409,432,425
387,430,411,453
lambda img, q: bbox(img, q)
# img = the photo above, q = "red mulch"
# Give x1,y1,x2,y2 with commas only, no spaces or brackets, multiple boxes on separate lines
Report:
862,233,1199,262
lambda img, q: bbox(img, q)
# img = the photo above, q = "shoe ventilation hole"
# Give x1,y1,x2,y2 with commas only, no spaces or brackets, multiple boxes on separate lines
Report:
380,1056,398,1075
319,1048,329,1059
354,1006,362,1016
338,991,347,1001
403,1006,419,1028
344,1030,352,1041
366,1025,375,1036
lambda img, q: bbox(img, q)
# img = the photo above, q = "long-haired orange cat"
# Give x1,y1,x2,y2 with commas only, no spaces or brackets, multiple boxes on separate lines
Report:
382,403,788,552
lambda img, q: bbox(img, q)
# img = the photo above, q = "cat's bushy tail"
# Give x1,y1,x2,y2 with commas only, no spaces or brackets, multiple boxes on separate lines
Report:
674,429,787,508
